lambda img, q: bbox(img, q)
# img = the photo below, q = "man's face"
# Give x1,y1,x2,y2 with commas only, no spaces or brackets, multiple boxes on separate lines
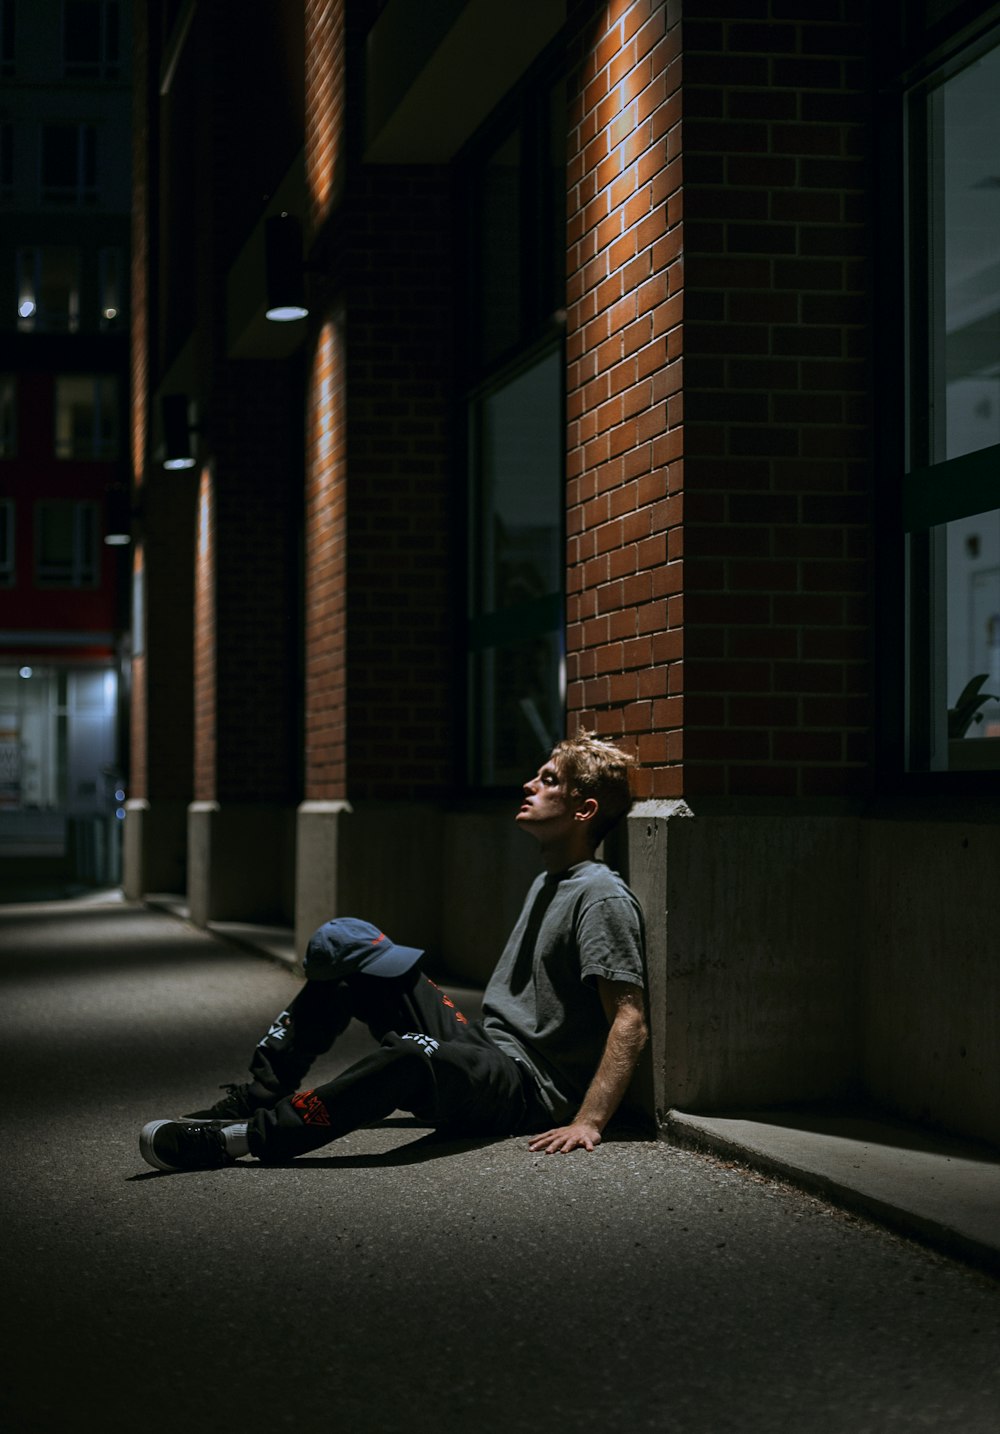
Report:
516,760,579,840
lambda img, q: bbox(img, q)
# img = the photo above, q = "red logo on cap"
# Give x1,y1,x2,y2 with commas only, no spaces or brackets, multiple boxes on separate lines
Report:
371,932,386,944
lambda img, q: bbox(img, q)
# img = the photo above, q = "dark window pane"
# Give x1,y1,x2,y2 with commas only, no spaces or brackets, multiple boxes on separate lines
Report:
42,126,79,188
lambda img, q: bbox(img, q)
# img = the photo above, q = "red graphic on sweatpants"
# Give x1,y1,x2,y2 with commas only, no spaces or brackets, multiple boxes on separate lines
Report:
426,977,468,1024
291,1088,331,1126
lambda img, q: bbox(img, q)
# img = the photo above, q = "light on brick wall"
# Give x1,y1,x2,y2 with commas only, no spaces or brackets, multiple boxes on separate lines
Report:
265,213,309,322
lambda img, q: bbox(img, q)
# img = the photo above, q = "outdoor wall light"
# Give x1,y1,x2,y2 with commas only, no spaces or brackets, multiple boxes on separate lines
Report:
104,480,132,546
265,212,309,322
161,392,197,470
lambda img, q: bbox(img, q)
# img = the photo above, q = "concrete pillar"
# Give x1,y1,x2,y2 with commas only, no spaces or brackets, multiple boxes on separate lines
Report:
122,797,188,898
626,800,863,1123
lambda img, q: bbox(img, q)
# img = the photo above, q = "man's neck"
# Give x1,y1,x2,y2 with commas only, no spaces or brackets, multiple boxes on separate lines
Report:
538,833,597,876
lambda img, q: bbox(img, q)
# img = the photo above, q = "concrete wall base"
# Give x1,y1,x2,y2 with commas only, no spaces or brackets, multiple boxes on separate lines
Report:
187,801,296,927
864,817,1000,1147
122,798,188,899
625,801,864,1124
147,791,998,1150
294,799,538,980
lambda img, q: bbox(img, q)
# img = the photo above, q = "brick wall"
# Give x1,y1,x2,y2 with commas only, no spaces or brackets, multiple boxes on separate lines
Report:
301,4,457,804
566,0,873,801
303,315,349,800
566,0,684,799
681,2,872,799
141,470,197,803
344,168,457,799
210,366,302,805
305,0,347,232
192,467,216,802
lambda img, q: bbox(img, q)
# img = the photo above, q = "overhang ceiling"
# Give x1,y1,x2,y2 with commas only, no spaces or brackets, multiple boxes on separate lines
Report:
364,0,566,163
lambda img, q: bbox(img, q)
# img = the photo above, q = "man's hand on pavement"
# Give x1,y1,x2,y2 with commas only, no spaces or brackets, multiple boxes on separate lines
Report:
528,1122,602,1154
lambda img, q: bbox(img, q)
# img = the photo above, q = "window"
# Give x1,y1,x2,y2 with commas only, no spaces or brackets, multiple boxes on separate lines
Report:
469,73,567,375
465,65,567,785
54,375,119,459
905,30,1000,772
63,0,120,79
41,123,98,205
469,348,565,786
0,500,13,586
17,248,82,332
0,375,14,457
36,501,99,587
0,0,14,76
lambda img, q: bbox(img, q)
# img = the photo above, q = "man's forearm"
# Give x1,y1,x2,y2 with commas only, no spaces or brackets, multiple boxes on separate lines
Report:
527,984,648,1153
574,1003,648,1133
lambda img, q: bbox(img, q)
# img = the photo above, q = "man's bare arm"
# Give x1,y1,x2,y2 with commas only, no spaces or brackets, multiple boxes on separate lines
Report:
527,979,648,1154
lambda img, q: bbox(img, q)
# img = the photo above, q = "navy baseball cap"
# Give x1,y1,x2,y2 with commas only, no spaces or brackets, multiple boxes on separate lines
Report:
303,917,424,979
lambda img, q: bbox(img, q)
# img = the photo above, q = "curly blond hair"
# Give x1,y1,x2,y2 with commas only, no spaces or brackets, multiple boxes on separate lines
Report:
550,731,636,846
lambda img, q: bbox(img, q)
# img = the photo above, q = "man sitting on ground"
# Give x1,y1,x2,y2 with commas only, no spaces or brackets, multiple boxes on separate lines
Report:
139,732,648,1171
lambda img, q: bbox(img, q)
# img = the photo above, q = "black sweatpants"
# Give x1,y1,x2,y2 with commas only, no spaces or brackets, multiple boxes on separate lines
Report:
243,968,548,1163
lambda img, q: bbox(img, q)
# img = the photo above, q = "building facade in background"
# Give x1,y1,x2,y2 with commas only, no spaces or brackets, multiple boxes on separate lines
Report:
126,0,1000,1148
0,0,132,885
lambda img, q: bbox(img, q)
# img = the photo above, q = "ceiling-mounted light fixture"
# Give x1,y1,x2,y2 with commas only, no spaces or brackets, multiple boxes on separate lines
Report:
265,212,309,322
161,392,197,470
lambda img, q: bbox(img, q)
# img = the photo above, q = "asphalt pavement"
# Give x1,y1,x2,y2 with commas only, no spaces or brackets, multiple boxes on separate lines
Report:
2,892,999,1434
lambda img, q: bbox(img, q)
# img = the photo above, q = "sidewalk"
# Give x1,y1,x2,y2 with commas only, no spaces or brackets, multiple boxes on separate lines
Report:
148,894,1000,1279
3,890,1000,1433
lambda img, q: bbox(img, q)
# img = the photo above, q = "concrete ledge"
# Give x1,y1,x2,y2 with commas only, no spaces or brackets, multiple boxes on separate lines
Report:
207,920,299,971
666,1107,1000,1276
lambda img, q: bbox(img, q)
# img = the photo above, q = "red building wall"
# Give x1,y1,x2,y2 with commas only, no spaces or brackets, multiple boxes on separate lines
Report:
0,371,121,660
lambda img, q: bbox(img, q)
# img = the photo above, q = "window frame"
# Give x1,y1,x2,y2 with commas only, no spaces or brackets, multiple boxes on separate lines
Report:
902,20,1000,777
17,247,83,333
54,374,119,460
459,47,568,790
35,500,100,589
40,122,98,206
62,0,121,81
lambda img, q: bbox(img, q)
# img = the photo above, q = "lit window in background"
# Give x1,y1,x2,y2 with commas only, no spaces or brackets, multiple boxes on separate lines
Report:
16,248,81,333
54,375,119,459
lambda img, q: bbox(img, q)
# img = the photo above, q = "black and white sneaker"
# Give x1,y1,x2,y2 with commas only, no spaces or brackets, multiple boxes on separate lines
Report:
140,1119,246,1173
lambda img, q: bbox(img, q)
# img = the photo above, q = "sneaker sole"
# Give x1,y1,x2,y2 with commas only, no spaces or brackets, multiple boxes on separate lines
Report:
139,1119,187,1172
176,1116,241,1126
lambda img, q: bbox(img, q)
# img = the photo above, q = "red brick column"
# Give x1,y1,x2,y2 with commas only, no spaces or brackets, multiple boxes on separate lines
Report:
303,314,349,801
566,0,684,799
192,467,215,802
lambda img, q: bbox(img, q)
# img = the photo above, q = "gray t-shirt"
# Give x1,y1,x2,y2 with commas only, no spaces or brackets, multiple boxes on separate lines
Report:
481,860,646,1122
